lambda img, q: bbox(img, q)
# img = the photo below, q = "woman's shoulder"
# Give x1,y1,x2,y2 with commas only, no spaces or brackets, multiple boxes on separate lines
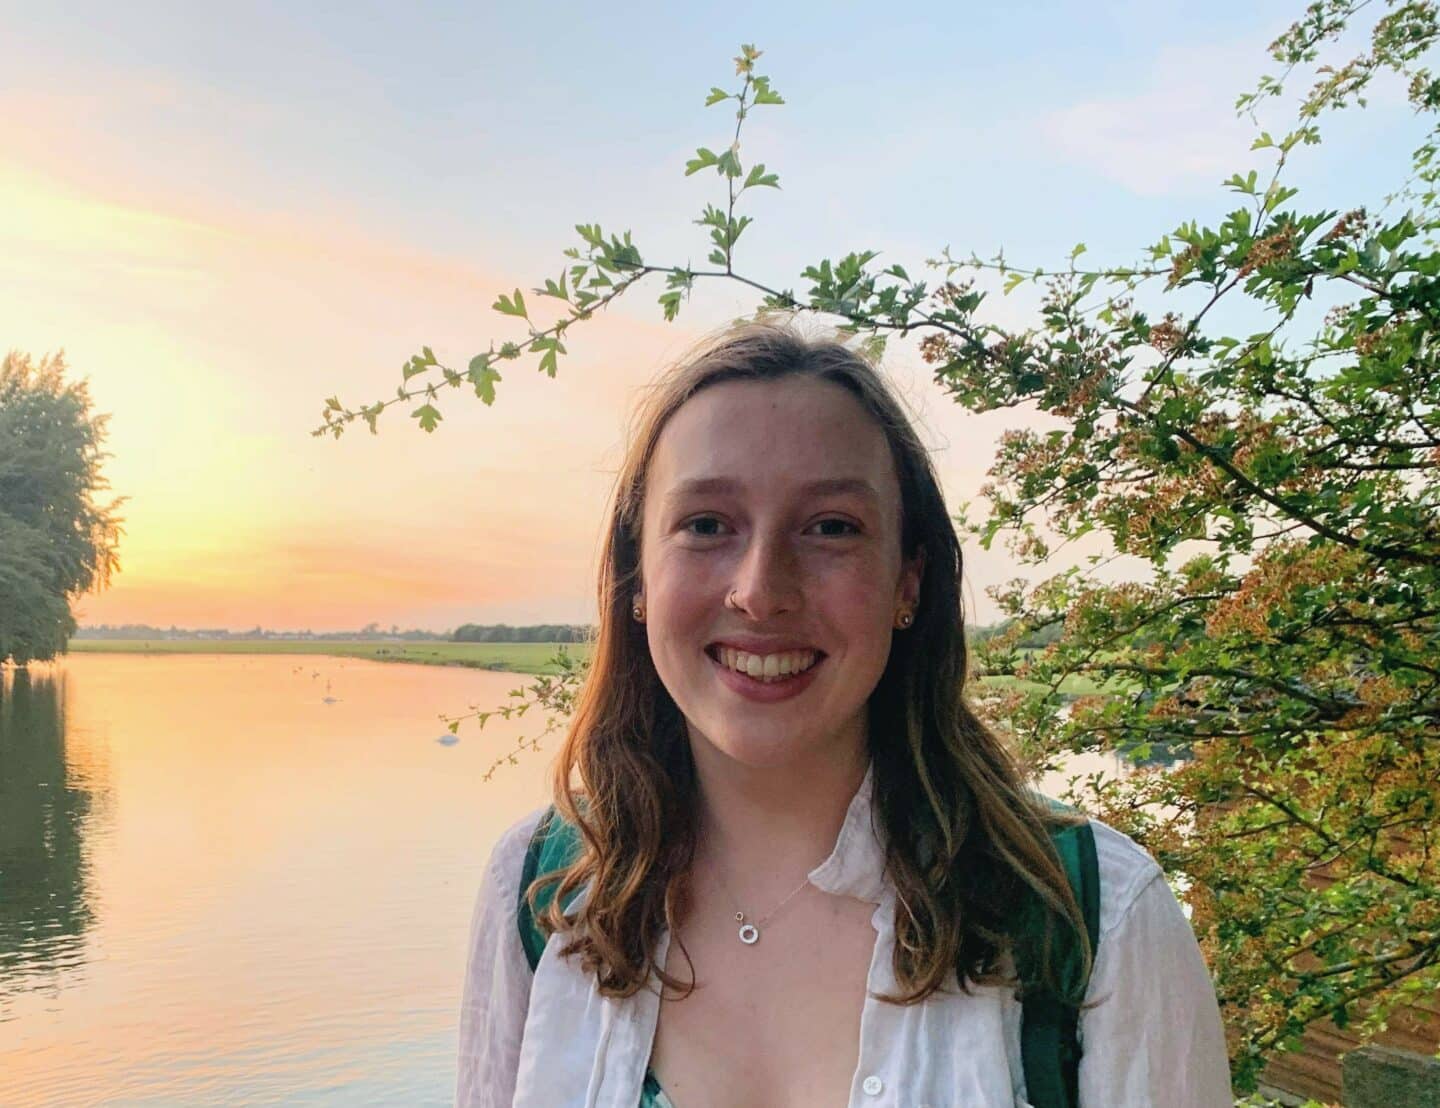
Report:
482,805,552,897
1083,817,1168,940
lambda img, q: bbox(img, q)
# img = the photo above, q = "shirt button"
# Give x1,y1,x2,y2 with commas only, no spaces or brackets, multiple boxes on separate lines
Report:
861,1074,883,1095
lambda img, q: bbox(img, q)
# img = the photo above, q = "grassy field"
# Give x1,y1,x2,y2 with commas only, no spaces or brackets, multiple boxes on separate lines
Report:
67,639,591,675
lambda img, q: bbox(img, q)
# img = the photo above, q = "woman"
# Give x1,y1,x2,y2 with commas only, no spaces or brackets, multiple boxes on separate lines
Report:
457,323,1232,1107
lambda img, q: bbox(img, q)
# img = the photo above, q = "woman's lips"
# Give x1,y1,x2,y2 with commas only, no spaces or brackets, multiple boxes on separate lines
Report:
705,646,825,703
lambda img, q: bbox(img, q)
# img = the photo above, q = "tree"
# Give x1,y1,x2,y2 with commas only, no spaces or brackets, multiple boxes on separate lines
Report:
317,4,1440,1093
0,352,124,665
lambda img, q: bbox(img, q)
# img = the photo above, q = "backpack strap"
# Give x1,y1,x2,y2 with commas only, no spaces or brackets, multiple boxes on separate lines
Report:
517,805,583,971
1017,814,1101,1108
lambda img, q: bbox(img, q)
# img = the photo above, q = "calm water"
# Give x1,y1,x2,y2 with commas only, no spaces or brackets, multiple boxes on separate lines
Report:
0,654,552,1106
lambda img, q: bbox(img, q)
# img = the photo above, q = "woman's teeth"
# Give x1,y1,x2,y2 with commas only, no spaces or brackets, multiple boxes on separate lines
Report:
714,646,819,683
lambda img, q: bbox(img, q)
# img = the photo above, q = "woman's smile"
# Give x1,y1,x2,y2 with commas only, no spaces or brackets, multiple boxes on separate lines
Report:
704,642,828,702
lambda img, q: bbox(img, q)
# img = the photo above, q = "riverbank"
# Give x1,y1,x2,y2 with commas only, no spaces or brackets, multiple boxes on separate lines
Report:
66,639,588,675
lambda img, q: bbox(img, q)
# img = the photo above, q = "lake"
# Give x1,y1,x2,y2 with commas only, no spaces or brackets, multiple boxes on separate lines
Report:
0,653,1126,1106
0,653,551,1106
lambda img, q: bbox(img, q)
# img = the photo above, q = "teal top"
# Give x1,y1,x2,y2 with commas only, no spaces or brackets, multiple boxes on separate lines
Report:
640,1067,672,1107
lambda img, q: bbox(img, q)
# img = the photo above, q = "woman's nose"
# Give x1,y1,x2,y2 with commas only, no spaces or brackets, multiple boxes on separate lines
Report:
728,535,802,619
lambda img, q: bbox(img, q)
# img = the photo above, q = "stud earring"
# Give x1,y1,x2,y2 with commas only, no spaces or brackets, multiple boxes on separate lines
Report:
632,604,645,622
896,609,914,629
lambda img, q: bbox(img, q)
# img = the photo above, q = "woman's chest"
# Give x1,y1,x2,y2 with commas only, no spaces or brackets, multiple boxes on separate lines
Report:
515,900,1029,1108
650,894,877,1108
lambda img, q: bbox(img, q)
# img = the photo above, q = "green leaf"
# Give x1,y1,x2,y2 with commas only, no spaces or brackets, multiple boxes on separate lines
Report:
659,289,683,321
412,403,442,432
1070,242,1087,261
696,203,726,229
685,147,720,176
526,334,566,379
858,334,887,361
473,367,501,405
467,354,501,405
705,87,730,106
1224,171,1259,195
716,147,742,178
1263,184,1299,212
743,162,780,189
1003,271,1026,294
493,289,528,318
751,75,784,105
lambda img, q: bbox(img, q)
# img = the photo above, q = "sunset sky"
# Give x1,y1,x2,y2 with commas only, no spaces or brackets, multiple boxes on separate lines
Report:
1,1,1417,631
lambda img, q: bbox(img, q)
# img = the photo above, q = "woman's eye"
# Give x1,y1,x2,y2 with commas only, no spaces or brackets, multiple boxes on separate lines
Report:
683,516,727,537
811,518,861,537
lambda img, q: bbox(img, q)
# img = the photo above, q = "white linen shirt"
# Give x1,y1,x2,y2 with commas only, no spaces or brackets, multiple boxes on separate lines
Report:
456,767,1233,1107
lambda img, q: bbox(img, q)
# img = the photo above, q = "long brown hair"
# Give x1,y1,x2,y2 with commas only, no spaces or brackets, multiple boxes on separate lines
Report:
535,320,1089,1003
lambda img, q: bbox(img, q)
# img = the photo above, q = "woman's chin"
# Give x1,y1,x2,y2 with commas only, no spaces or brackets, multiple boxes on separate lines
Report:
687,723,829,770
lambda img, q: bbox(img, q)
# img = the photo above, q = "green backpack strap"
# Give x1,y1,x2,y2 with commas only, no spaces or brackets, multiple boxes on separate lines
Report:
1017,813,1101,1108
517,805,584,971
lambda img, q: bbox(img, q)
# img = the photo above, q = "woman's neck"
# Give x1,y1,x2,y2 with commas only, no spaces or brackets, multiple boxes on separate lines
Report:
688,731,870,892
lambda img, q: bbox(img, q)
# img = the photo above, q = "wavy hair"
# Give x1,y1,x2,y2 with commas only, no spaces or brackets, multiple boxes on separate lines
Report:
534,320,1089,1004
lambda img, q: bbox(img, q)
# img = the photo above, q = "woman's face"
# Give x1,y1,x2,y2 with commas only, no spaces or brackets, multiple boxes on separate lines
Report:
637,376,923,770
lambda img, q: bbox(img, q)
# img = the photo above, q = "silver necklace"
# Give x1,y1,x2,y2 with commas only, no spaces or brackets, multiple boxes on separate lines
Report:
711,864,812,946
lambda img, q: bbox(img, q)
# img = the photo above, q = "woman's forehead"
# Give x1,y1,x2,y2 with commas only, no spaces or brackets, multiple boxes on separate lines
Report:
649,377,896,490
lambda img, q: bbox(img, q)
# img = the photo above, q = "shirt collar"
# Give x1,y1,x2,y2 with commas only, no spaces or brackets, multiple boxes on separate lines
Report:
806,761,888,904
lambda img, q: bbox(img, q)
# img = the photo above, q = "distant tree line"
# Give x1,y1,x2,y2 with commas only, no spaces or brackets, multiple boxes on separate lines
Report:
451,623,591,643
76,622,451,641
76,621,595,643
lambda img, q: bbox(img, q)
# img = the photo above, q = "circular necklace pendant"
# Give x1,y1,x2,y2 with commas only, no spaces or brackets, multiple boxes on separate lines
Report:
738,922,760,945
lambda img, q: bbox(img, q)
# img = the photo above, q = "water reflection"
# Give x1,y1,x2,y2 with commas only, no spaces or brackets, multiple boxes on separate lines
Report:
0,653,552,1105
0,665,111,1013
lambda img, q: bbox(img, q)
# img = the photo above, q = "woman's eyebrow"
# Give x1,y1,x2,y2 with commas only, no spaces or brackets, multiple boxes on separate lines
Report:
664,476,881,504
